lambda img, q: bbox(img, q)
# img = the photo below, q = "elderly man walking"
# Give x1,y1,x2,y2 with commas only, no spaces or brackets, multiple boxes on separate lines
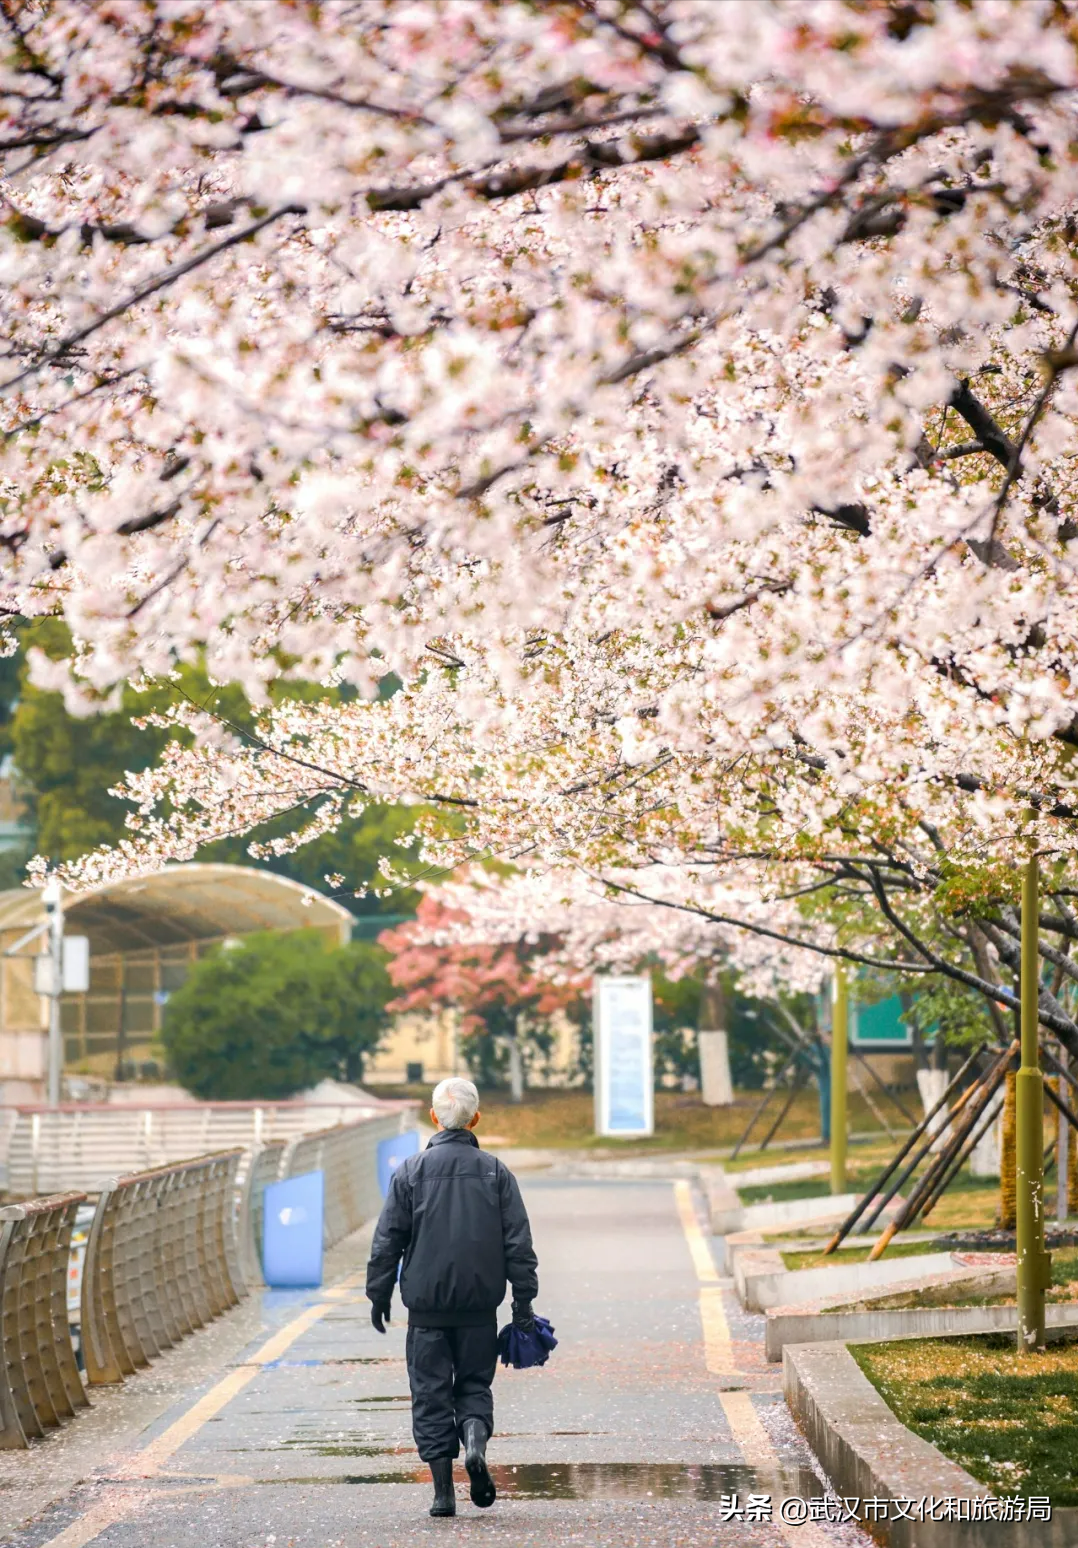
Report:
366,1076,539,1517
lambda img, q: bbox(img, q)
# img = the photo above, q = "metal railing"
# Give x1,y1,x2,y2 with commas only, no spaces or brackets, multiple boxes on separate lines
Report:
0,1192,88,1449
282,1113,403,1247
0,1107,417,1445
0,1098,410,1196
80,1150,245,1386
237,1139,287,1288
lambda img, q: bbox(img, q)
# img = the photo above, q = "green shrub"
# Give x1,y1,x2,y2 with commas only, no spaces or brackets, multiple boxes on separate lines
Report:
162,930,392,1099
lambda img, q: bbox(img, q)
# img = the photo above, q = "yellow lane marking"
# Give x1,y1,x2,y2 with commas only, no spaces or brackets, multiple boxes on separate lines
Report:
698,1283,736,1377
673,1177,718,1282
136,1300,330,1473
39,1275,363,1548
673,1182,835,1548
718,1389,774,1464
674,1179,734,1375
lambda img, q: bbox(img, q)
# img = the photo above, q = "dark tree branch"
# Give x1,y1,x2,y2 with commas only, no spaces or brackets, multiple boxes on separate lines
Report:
858,861,1023,1012
948,380,1020,469
588,870,937,973
706,579,792,622
966,916,1078,1052
986,316,1078,546
0,203,306,396
993,909,1078,991
368,127,701,212
814,502,872,536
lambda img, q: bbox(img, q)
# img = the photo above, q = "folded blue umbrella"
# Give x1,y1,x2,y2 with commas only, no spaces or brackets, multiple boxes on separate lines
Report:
497,1314,558,1370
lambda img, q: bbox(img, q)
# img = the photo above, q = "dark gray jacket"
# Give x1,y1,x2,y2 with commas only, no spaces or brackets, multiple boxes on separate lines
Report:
365,1128,538,1327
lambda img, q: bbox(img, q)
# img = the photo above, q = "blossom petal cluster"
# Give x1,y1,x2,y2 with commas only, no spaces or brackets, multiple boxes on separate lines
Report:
4,3,1078,993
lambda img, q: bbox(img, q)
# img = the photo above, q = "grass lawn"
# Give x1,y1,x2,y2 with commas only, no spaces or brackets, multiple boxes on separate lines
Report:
736,1156,890,1204
374,1083,907,1154
737,1149,1002,1232
743,1158,1002,1232
917,1171,1004,1233
737,1176,835,1204
780,1238,946,1272
723,1135,908,1179
852,1334,1078,1504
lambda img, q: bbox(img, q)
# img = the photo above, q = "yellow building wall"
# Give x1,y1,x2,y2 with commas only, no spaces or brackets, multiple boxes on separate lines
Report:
0,927,47,1083
364,1008,582,1088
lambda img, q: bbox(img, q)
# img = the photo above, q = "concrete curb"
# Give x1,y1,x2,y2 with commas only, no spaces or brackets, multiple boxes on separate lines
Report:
765,1262,1022,1360
728,1160,831,1189
784,1339,1078,1546
742,1250,957,1313
713,1182,908,1246
706,1161,833,1233
741,1191,860,1234
706,1171,743,1234
733,1244,785,1299
769,1299,1078,1363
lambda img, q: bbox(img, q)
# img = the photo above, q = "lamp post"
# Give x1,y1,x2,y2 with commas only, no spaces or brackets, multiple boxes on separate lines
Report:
1016,853,1050,1351
831,962,848,1194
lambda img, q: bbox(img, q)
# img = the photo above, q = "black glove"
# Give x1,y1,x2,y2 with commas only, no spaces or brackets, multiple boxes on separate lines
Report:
511,1299,535,1332
370,1302,391,1334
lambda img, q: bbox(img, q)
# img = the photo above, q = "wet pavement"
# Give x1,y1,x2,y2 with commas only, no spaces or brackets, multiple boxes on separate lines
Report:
1,1178,872,1548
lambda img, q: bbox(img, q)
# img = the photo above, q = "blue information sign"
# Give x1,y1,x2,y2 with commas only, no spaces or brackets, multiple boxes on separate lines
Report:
262,1169,325,1288
377,1127,421,1197
594,975,654,1137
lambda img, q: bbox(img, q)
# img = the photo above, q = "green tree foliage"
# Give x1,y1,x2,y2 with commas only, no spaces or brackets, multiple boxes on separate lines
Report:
651,967,791,1090
0,621,423,911
0,646,23,765
14,678,170,860
202,802,423,918
901,977,998,1053
161,931,393,1099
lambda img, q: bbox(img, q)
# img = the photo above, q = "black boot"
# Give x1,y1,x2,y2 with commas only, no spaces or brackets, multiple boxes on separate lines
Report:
428,1457,456,1517
462,1418,496,1508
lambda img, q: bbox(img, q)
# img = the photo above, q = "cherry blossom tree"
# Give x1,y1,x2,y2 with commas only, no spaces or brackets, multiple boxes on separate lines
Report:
378,894,585,1097
7,2,1078,1034
421,863,829,999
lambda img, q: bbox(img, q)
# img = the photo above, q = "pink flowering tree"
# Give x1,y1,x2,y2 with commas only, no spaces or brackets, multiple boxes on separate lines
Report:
379,895,586,1099
6,4,1078,1042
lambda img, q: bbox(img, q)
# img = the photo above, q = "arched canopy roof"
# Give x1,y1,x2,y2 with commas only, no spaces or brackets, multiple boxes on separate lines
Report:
0,864,353,954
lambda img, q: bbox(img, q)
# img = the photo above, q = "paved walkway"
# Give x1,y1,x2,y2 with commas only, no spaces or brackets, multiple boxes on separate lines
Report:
3,1178,871,1548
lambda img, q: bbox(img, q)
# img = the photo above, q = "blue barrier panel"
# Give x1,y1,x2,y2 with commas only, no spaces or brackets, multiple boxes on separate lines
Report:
262,1170,324,1288
378,1128,420,1198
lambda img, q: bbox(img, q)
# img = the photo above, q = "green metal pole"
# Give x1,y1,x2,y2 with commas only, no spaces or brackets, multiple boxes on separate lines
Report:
831,962,848,1195
1016,853,1050,1351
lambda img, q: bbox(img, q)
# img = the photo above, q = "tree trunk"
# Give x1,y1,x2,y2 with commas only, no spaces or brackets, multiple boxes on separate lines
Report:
507,1039,524,1104
906,992,929,1073
697,981,734,1106
508,1018,525,1104
1000,1068,1017,1229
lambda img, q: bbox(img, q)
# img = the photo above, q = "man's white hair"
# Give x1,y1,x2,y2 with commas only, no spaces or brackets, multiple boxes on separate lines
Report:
431,1076,480,1130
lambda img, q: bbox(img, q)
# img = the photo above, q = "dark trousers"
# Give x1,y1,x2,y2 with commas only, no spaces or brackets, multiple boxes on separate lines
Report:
406,1322,498,1462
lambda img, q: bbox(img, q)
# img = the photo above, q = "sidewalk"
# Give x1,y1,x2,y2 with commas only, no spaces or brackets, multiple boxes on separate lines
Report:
1,1178,871,1548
